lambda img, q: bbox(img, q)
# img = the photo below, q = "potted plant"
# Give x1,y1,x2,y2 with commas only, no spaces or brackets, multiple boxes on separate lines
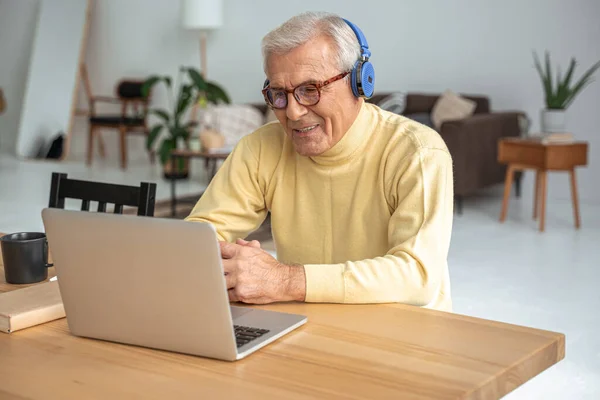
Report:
533,51,600,133
141,66,230,179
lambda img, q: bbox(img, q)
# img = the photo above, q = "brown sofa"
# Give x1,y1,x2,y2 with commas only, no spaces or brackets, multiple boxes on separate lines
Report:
367,93,523,214
250,92,523,214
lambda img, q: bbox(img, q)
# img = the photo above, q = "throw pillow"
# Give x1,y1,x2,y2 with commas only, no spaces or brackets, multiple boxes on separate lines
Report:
376,91,406,114
431,90,477,131
197,104,265,146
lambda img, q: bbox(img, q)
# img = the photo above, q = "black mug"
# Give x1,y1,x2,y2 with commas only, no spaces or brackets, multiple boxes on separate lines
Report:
0,232,54,284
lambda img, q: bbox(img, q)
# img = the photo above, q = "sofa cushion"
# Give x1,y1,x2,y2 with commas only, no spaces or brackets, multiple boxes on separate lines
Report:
431,90,477,130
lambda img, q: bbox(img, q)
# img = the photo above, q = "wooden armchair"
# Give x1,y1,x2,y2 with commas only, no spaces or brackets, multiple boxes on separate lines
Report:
80,65,155,169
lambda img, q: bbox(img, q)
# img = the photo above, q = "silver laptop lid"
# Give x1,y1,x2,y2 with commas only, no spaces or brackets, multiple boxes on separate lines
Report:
42,208,238,360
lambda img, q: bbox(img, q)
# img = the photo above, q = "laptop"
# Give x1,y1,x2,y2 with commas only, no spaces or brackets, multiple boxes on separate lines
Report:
41,208,307,361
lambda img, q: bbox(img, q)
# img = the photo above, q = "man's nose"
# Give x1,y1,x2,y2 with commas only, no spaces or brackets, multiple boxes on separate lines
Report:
285,93,308,121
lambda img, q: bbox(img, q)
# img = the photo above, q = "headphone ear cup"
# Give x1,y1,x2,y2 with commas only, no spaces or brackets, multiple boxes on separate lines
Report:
360,61,375,98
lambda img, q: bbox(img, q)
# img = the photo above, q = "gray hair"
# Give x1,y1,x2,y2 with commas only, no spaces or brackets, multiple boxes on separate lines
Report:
261,11,361,76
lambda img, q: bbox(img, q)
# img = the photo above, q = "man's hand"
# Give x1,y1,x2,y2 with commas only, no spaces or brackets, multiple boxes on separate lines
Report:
220,241,306,304
235,238,261,249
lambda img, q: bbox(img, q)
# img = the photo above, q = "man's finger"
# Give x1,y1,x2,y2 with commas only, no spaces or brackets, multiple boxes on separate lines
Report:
236,238,261,249
219,241,239,259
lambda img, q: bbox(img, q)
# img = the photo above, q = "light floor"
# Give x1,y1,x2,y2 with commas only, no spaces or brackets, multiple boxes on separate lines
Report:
0,152,599,399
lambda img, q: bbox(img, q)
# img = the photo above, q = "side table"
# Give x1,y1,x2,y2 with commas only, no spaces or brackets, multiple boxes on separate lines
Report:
498,138,588,232
170,150,230,217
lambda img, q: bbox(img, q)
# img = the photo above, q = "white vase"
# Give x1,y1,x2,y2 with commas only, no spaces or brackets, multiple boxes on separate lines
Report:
540,109,567,133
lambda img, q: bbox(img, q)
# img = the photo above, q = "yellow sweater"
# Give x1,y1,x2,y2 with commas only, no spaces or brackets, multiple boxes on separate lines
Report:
186,102,454,311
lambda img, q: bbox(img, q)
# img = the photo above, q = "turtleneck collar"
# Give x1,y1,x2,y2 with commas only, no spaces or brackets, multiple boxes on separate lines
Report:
309,101,373,166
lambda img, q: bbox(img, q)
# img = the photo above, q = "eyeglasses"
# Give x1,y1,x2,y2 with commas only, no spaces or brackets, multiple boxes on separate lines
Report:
262,71,350,109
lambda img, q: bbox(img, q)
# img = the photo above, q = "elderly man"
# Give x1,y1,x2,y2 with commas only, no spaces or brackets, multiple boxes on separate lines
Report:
185,11,454,311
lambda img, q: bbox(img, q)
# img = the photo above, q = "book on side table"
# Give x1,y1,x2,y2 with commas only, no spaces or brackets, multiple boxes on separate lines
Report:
0,280,65,333
527,132,574,144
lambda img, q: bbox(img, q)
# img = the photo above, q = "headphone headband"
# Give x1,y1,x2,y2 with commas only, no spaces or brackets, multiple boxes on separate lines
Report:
342,18,371,60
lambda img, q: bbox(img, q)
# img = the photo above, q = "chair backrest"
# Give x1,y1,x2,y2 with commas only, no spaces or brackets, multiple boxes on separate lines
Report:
116,80,149,120
48,172,156,216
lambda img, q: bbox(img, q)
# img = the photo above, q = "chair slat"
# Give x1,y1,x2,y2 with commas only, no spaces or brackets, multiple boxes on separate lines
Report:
48,172,156,217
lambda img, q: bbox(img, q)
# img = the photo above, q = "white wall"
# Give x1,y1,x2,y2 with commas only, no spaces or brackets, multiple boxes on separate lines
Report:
16,0,88,158
7,0,600,202
0,0,39,154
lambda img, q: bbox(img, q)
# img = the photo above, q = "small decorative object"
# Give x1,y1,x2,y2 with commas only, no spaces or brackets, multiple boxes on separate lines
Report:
188,137,202,152
533,51,600,133
199,128,225,150
141,66,230,179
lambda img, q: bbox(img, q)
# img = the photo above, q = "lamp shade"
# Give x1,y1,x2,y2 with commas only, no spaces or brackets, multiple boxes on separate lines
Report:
181,0,223,30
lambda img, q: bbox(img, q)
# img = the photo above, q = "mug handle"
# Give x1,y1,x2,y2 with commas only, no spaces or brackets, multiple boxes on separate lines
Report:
44,239,54,268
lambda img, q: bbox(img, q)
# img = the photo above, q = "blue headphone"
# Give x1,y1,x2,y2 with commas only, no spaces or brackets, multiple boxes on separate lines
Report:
343,18,375,98
263,18,375,99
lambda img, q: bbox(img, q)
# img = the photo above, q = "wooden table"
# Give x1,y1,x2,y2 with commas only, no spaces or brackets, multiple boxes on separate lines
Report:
498,138,588,232
169,149,230,217
0,238,565,399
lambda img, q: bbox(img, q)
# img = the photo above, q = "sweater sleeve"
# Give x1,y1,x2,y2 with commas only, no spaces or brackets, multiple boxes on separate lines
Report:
302,147,454,306
184,135,268,242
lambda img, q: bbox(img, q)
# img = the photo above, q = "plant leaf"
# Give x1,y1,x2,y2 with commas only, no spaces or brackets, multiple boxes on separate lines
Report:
544,51,554,105
554,58,577,108
175,84,193,120
150,109,170,122
169,126,190,140
563,59,600,108
187,68,208,91
533,51,553,108
159,138,176,165
205,82,231,104
146,124,163,150
141,76,160,97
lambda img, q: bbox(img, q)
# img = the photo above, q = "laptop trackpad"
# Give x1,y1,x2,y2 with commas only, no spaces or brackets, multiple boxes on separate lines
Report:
230,306,252,320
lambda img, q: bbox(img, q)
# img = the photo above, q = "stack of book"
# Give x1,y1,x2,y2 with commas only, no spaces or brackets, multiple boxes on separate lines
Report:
527,132,574,144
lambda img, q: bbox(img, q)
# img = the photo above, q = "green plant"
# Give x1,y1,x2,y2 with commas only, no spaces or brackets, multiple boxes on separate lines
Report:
141,66,230,169
533,51,600,110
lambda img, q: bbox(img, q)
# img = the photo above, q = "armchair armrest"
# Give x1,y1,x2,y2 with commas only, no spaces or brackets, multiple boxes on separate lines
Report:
440,111,523,149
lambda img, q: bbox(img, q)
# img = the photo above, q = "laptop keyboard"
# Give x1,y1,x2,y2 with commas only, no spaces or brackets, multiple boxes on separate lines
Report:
234,325,270,348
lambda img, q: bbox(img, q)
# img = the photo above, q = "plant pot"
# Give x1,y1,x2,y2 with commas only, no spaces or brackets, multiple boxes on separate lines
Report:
540,109,567,133
163,158,190,180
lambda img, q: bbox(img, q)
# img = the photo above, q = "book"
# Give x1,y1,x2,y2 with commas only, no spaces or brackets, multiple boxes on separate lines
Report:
527,132,574,144
0,280,65,333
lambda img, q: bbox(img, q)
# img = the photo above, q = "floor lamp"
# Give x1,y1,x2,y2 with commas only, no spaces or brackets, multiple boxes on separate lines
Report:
181,0,223,122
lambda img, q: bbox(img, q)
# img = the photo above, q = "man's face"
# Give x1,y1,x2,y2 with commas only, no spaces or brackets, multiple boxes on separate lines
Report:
266,35,360,157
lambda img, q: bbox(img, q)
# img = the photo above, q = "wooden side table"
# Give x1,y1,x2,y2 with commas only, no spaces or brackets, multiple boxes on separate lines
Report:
498,138,588,232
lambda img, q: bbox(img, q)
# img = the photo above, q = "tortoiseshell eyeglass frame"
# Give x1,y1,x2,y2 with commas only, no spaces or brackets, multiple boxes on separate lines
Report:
262,71,351,109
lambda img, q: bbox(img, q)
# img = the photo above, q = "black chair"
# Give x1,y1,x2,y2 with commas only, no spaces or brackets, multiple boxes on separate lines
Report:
48,172,157,216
